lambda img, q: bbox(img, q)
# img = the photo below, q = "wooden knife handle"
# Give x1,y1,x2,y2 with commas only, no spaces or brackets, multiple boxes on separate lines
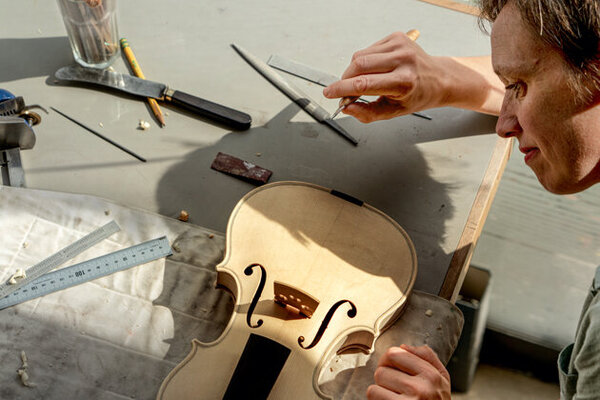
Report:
166,90,252,130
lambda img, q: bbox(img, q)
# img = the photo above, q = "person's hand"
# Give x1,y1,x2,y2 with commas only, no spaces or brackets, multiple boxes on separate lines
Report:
323,31,449,123
366,344,451,400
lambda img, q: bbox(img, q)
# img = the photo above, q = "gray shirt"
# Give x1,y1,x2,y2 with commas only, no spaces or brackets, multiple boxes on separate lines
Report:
558,266,600,400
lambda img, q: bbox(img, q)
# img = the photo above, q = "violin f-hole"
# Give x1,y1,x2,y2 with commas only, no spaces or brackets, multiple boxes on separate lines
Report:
298,300,357,350
244,263,266,328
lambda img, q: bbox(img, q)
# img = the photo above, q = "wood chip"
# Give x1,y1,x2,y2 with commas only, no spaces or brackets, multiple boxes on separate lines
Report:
8,268,26,285
178,210,189,222
138,120,151,130
17,350,36,388
210,152,272,185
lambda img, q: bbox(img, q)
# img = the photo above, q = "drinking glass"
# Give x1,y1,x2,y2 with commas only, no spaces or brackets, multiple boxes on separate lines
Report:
57,0,119,69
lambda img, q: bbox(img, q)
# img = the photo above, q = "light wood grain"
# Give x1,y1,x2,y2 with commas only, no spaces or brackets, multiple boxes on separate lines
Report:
418,0,480,16
439,137,514,301
158,182,418,399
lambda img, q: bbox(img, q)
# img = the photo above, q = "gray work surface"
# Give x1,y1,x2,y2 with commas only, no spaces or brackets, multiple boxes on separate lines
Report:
1,0,498,296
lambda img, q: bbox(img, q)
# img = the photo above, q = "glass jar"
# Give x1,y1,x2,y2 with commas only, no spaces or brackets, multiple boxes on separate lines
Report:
56,0,120,69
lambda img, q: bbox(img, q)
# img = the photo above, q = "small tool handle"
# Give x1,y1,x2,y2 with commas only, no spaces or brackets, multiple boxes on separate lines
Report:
406,29,420,41
167,90,252,131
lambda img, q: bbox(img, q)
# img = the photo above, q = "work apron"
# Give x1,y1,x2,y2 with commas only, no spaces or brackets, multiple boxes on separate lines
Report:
558,265,600,400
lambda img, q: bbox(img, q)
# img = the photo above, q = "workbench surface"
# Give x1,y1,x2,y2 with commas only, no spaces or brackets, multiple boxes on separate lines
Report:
2,1,505,305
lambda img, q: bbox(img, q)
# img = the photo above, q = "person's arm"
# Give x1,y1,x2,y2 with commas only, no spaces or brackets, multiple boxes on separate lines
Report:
323,31,504,122
366,344,451,400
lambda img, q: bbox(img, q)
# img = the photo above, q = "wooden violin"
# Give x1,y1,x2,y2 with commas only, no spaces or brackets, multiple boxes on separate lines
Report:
157,181,417,399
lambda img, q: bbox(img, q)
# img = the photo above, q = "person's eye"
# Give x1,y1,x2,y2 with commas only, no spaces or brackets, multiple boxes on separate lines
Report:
505,81,526,98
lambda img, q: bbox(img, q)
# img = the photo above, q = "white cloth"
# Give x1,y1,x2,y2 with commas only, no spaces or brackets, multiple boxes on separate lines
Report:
0,186,462,399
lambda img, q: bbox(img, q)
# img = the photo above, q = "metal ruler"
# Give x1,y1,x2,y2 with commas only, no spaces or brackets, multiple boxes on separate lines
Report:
0,236,172,310
0,220,121,299
267,54,432,120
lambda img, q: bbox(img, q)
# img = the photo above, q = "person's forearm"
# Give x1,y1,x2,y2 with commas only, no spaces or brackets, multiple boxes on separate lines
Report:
438,55,504,116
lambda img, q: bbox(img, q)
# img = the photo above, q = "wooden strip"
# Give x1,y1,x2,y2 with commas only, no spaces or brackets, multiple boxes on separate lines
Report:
418,0,480,17
438,137,514,302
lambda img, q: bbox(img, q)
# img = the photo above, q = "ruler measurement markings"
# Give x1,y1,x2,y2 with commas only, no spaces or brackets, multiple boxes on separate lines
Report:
0,220,120,299
0,237,172,310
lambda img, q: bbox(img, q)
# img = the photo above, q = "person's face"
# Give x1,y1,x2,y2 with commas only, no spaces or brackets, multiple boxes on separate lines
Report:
491,1,600,194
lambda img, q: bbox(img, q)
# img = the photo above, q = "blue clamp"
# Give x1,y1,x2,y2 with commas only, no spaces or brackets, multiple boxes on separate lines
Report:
0,89,15,103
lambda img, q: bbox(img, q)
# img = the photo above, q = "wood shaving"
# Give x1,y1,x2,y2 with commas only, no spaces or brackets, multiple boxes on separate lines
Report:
98,122,104,128
138,120,151,130
425,309,433,317
17,350,36,388
8,268,26,285
178,210,189,222
20,351,28,368
104,210,110,216
22,242,28,248
172,243,181,253
208,233,214,239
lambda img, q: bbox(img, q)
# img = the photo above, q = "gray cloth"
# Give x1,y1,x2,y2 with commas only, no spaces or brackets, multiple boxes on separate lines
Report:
0,186,463,399
319,290,463,399
558,265,600,400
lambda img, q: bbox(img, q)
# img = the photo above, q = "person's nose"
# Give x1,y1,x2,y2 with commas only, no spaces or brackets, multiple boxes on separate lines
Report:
495,96,521,138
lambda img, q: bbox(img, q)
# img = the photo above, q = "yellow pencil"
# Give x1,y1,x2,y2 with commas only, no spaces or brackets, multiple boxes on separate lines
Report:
120,38,166,127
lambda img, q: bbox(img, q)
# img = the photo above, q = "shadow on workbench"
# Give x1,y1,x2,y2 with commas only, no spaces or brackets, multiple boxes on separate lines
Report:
154,102,497,291
0,37,72,84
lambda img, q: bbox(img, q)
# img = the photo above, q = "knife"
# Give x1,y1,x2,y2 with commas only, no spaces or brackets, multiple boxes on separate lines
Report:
230,44,358,146
55,65,252,131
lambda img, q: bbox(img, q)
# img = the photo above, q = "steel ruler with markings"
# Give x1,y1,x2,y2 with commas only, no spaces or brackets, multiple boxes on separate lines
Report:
0,220,121,299
0,236,172,310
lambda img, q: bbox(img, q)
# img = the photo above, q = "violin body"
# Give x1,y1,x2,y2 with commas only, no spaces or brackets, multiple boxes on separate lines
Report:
157,181,417,399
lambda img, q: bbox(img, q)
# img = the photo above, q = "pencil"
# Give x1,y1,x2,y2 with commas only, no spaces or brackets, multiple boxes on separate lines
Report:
120,38,166,127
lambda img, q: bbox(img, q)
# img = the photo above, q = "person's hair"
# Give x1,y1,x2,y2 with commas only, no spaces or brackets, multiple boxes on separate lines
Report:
477,0,600,101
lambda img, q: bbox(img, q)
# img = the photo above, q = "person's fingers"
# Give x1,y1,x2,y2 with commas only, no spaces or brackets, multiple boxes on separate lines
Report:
324,73,414,100
363,30,417,52
342,43,419,80
342,97,411,123
373,365,422,396
352,32,403,60
340,53,401,80
366,383,403,400
377,346,424,375
372,346,451,400
401,344,450,381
